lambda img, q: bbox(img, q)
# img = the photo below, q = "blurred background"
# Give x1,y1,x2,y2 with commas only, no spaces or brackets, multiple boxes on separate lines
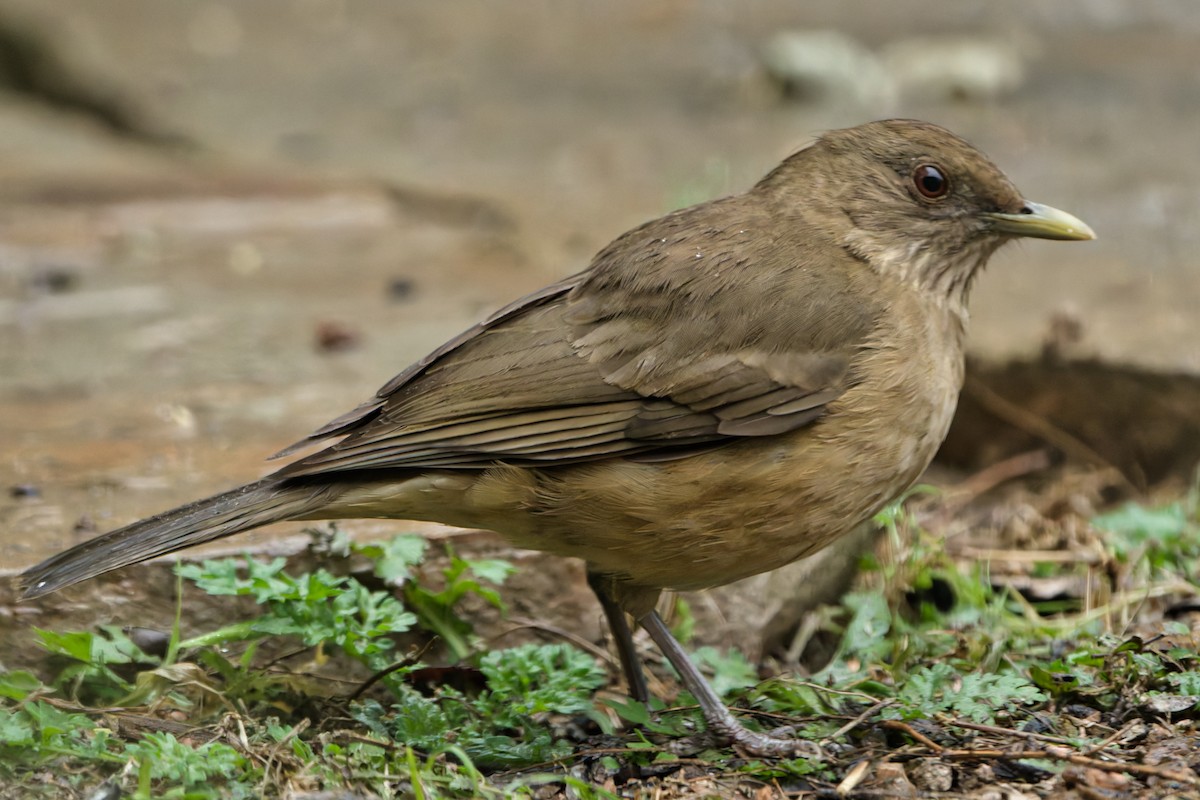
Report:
1,1,1198,642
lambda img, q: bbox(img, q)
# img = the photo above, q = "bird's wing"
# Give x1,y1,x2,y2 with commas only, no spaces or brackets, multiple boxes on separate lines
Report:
277,199,876,476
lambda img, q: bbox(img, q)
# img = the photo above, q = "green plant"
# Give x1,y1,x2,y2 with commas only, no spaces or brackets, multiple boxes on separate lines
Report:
177,556,417,672
33,625,149,700
1092,496,1200,578
882,663,1045,723
353,642,606,768
6,484,1199,798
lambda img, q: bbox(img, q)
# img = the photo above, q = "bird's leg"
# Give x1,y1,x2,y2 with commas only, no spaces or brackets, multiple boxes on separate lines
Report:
586,570,650,703
639,610,809,757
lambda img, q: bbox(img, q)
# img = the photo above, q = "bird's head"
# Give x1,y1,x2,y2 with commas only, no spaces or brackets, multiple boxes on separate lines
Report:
759,119,1095,305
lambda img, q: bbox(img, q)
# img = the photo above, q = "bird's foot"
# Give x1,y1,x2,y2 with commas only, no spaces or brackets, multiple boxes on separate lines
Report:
706,717,821,758
638,611,823,758
665,717,821,758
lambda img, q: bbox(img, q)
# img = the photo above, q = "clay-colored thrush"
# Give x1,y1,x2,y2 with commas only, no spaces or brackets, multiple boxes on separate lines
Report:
21,120,1094,755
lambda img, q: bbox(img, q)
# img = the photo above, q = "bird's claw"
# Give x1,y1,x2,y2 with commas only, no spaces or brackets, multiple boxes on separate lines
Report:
705,718,822,759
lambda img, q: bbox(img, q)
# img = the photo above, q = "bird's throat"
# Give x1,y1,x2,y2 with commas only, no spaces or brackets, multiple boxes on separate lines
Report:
845,230,1000,311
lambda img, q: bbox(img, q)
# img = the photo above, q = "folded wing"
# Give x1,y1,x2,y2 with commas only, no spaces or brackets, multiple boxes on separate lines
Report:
277,200,874,476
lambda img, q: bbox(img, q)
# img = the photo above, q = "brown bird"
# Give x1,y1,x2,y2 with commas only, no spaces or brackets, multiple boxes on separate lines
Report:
20,119,1094,755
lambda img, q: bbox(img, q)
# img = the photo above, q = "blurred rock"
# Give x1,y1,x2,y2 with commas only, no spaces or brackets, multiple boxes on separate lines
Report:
907,758,954,792
314,319,362,353
761,31,1027,106
124,625,171,657
760,30,894,106
28,263,79,293
1143,694,1199,714
873,762,917,797
882,36,1027,102
0,10,182,145
84,781,121,800
387,276,415,301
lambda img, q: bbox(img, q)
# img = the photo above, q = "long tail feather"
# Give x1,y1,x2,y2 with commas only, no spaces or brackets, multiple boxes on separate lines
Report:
20,478,337,598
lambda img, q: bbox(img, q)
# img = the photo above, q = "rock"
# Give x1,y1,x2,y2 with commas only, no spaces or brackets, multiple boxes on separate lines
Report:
1143,693,1199,714
760,30,894,106
907,758,954,792
882,36,1027,102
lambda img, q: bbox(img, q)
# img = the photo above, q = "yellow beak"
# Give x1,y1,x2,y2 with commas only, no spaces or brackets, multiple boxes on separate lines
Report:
984,201,1096,241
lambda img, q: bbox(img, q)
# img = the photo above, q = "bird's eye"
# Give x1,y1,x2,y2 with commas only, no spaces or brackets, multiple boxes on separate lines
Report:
913,164,949,199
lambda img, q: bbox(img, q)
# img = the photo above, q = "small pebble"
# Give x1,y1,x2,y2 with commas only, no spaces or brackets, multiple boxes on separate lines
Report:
85,780,121,800
315,320,361,353
907,758,953,792
124,626,172,658
30,265,79,294
387,277,415,301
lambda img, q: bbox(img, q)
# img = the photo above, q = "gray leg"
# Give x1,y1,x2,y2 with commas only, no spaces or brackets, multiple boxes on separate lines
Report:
586,571,650,703
639,610,808,757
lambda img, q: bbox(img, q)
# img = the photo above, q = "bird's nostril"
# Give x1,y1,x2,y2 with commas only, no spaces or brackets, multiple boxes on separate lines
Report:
1020,205,1035,215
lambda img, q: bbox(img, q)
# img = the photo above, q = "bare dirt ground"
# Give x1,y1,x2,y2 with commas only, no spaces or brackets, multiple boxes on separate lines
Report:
1,2,1199,798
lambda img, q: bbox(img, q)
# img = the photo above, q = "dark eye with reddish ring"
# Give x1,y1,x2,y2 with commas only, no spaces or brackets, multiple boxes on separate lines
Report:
913,164,949,199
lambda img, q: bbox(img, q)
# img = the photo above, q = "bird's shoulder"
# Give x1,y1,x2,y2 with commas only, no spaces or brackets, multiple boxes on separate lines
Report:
566,193,885,395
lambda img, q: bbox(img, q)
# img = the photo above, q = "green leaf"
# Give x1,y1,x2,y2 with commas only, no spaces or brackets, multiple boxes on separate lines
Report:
358,534,428,583
22,700,95,743
0,671,42,701
1092,502,1188,542
603,696,651,726
178,556,417,673
479,643,606,722
125,731,249,788
691,647,759,698
1030,663,1082,696
887,665,1045,723
402,547,514,660
465,558,515,586
33,629,95,663
671,597,696,645
1170,671,1200,696
0,708,34,747
835,591,893,667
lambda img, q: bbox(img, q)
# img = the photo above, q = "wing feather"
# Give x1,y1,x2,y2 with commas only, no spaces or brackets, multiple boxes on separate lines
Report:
276,197,877,477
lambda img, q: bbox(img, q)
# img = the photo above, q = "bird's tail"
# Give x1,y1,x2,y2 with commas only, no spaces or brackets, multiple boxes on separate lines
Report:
20,477,339,598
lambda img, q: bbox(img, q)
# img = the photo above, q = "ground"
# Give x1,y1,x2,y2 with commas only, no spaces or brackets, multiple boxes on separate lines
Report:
0,2,1198,798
